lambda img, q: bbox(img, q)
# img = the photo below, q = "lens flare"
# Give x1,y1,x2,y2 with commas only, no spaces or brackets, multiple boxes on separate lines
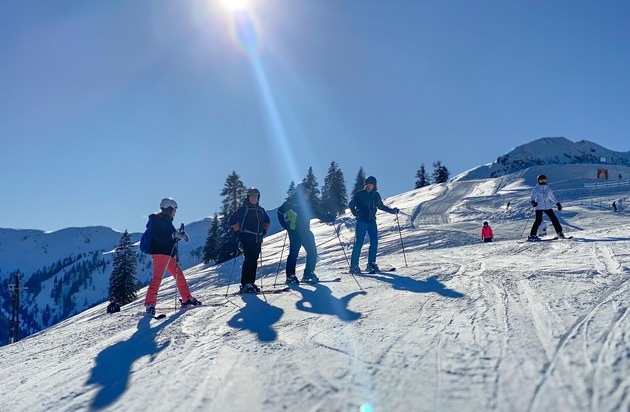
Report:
220,0,250,12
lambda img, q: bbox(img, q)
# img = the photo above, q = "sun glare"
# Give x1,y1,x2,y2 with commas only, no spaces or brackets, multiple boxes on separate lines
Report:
220,0,250,12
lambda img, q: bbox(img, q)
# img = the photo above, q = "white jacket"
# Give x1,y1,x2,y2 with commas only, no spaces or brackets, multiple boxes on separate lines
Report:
530,184,559,211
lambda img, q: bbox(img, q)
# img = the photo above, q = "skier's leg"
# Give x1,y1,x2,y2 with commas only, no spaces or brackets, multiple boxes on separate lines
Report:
529,210,543,237
145,254,169,306
286,231,301,276
169,258,192,302
545,209,563,234
367,221,379,265
351,221,368,267
241,241,260,284
303,230,318,274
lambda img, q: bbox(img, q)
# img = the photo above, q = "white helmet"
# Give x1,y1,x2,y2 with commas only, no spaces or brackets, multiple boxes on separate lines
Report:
160,197,178,209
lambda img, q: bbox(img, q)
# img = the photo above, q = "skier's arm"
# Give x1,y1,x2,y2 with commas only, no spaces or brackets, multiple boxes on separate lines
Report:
277,204,289,229
229,207,244,231
376,193,398,214
262,210,271,235
349,196,359,216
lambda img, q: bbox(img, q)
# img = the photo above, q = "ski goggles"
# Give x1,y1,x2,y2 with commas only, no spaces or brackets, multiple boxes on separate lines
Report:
538,178,547,184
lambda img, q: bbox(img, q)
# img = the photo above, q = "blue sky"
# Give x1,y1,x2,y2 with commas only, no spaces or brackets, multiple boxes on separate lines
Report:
1,0,629,233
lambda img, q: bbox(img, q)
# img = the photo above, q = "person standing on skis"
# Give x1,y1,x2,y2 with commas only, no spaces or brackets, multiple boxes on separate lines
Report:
528,175,565,241
481,221,494,242
277,182,319,284
144,198,201,315
229,187,271,294
348,176,399,274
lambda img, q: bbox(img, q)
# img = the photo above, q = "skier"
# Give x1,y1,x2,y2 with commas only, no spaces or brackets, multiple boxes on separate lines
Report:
528,175,565,241
229,187,271,294
277,182,319,284
106,297,121,314
612,201,617,212
144,198,201,315
348,176,399,274
481,221,494,243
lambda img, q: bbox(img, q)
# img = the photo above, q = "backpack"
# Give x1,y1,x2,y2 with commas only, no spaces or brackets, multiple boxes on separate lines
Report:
139,219,153,254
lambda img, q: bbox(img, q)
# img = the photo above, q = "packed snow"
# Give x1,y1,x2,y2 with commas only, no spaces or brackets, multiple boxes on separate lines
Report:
1,164,629,412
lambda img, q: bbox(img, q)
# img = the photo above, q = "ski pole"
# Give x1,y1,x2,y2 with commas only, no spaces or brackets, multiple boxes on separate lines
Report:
225,250,240,297
258,248,268,302
395,213,408,268
274,231,288,287
521,216,531,238
173,223,188,310
334,224,351,268
336,223,362,290
164,240,178,311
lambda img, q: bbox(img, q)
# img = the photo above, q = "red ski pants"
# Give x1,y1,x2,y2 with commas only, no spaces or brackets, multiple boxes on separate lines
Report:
144,254,192,307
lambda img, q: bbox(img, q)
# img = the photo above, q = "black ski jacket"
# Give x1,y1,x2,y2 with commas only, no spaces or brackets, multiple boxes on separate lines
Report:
229,200,270,244
147,212,178,256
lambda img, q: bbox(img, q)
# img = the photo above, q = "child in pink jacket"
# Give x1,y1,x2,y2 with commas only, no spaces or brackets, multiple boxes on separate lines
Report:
481,221,494,243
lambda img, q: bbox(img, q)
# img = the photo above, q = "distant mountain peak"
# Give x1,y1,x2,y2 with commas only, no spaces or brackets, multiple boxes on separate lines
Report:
457,137,630,180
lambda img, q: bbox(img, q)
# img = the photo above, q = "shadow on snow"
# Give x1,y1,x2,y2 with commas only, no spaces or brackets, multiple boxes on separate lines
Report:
86,314,181,410
227,296,284,342
360,272,465,299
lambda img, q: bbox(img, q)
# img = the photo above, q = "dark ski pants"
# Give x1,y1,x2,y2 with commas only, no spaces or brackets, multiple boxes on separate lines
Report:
286,229,317,276
351,220,379,267
240,241,261,285
530,209,562,237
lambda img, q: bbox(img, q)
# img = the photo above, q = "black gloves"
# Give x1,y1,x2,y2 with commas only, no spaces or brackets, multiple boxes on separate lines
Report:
556,203,562,211
392,207,400,214
531,201,538,207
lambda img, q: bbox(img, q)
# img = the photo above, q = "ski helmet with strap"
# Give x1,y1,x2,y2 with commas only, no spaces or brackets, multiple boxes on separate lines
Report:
160,197,178,209
247,187,260,199
537,175,547,184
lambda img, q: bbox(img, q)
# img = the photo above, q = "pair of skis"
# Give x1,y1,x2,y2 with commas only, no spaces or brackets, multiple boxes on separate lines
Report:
518,236,574,244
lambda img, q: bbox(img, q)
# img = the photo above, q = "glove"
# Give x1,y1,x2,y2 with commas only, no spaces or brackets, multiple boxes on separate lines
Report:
172,231,190,243
392,207,399,214
556,203,562,211
531,201,538,207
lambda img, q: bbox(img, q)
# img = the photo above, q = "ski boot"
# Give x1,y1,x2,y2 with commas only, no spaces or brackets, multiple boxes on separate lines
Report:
366,263,380,274
301,272,319,284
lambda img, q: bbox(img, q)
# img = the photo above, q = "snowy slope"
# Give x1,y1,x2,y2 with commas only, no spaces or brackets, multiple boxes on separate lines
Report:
1,164,629,412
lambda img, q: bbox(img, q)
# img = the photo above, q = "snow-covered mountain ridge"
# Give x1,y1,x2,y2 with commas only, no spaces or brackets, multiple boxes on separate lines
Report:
457,137,630,180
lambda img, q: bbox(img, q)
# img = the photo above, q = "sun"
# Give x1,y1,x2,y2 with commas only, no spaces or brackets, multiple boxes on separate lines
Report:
220,0,251,12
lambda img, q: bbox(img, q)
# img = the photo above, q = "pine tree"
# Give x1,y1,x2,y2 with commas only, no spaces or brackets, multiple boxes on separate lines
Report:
216,171,247,263
415,164,430,188
321,161,348,222
433,161,450,184
352,167,366,195
220,171,247,220
202,214,220,264
286,180,296,200
302,166,322,217
108,230,138,305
